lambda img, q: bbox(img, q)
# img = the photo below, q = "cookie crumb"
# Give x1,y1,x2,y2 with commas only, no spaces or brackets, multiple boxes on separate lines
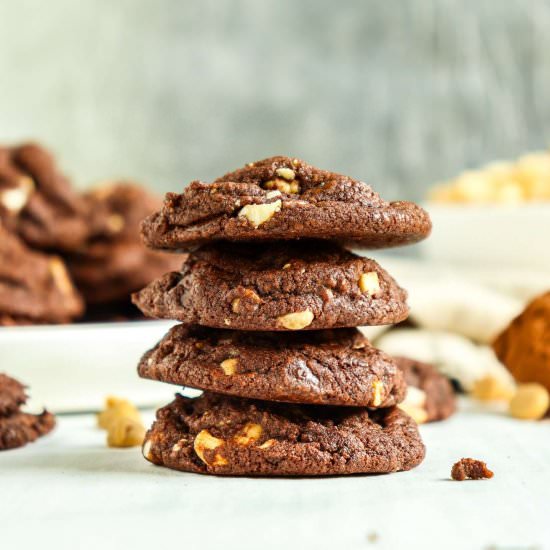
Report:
451,458,494,481
367,531,379,544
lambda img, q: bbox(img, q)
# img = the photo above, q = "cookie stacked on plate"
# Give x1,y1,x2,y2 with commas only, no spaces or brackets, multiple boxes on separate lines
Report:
133,156,432,476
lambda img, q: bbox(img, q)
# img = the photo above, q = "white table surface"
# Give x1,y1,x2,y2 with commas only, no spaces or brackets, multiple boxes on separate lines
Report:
1,399,549,550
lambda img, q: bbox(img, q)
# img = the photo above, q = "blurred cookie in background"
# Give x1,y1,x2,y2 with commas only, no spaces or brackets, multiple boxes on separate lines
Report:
493,291,550,393
66,182,183,320
395,356,456,424
0,143,91,252
0,223,84,325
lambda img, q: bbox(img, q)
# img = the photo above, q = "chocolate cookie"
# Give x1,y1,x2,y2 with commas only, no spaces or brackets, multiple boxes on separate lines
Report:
141,156,432,251
395,356,456,423
138,326,407,407
493,291,550,392
0,224,84,324
132,241,408,330
0,373,55,451
142,392,425,476
0,410,56,451
66,183,183,309
0,373,27,415
0,143,91,251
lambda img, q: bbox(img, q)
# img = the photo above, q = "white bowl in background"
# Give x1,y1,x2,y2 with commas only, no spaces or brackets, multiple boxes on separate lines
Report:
420,203,550,270
0,320,177,413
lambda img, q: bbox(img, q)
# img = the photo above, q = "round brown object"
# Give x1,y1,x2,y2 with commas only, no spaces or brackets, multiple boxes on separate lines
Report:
132,241,408,331
493,292,550,392
142,392,425,476
394,356,456,423
141,156,431,251
0,224,84,324
138,325,406,407
66,183,184,307
0,143,91,251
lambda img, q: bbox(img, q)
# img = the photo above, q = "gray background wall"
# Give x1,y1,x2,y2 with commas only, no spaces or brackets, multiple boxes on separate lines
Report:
1,0,549,200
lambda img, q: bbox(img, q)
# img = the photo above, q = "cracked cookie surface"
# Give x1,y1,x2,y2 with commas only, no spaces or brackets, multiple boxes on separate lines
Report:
132,241,408,330
141,156,432,251
138,325,406,407
142,392,425,476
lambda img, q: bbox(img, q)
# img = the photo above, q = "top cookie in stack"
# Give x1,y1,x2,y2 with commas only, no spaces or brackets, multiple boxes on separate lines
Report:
134,156,431,477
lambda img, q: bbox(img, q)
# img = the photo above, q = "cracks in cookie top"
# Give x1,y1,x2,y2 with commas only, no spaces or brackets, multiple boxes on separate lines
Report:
140,156,431,250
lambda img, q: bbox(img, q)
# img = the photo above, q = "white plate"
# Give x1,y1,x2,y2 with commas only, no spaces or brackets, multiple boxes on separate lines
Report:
421,203,550,270
0,320,178,413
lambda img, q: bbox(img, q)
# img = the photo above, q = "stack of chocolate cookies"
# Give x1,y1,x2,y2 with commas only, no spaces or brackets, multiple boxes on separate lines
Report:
133,156,432,476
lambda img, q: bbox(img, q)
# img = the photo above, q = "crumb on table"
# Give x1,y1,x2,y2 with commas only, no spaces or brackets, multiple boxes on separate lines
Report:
451,458,494,481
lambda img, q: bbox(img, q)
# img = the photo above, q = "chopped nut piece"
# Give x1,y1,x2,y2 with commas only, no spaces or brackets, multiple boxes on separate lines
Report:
263,178,300,194
142,439,153,459
238,200,281,227
258,439,276,449
232,289,261,312
275,167,296,180
359,272,380,295
282,263,291,269
107,418,146,448
0,176,34,212
234,423,263,445
48,257,74,296
106,213,125,233
471,375,514,402
451,458,494,481
224,318,231,325
97,396,142,430
220,358,238,375
277,310,314,330
193,429,227,466
398,403,429,424
509,383,550,420
371,380,384,407
265,190,282,199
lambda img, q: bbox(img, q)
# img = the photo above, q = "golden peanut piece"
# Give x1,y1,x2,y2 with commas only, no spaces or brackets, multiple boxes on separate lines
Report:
258,439,276,449
97,396,142,430
0,176,34,212
509,383,550,420
404,386,427,408
359,272,380,296
193,430,228,466
106,213,125,233
107,418,146,448
277,310,314,330
233,289,261,312
238,200,281,227
48,257,74,296
264,178,300,194
220,358,238,375
398,403,429,424
275,167,296,180
234,423,263,446
282,263,291,269
471,375,515,402
142,439,153,460
371,380,384,407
